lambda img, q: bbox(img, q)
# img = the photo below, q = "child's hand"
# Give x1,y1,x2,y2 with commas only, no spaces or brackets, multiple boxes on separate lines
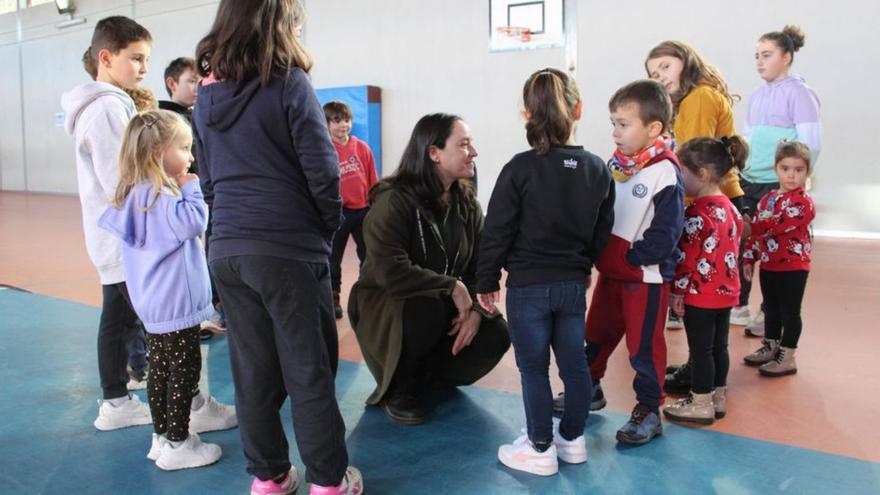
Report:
670,294,685,317
743,264,753,282
477,292,500,315
177,173,199,188
742,214,753,238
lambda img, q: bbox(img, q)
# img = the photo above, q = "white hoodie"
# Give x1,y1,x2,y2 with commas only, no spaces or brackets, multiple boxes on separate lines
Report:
61,82,136,285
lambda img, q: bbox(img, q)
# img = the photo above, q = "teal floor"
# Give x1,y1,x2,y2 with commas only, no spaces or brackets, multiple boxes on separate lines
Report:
1,288,878,494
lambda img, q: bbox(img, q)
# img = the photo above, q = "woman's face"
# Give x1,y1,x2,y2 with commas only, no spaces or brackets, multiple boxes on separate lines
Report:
431,120,477,187
646,55,685,97
755,39,790,82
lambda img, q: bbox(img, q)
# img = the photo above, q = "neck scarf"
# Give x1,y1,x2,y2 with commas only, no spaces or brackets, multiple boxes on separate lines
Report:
608,135,675,182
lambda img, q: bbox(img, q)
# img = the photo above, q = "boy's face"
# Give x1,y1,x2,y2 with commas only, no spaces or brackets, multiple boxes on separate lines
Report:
98,40,151,89
328,116,352,143
775,156,808,192
610,102,661,154
169,68,200,108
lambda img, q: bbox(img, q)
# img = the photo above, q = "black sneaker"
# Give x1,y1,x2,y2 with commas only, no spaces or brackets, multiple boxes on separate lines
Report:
590,384,607,411
663,361,692,395
616,403,663,445
382,393,427,425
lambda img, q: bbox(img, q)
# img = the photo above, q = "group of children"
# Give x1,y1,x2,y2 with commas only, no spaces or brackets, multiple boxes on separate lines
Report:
477,25,818,476
58,0,818,490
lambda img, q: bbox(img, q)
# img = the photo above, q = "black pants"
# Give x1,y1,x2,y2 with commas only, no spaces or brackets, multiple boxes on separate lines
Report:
738,178,779,307
683,306,731,394
210,255,347,486
146,327,201,441
205,207,221,309
98,282,144,399
760,270,809,348
330,207,368,292
391,296,510,396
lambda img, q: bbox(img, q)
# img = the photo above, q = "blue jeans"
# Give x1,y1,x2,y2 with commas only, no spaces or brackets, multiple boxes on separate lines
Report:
507,280,591,444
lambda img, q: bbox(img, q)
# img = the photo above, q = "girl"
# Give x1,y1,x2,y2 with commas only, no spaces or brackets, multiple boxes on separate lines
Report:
742,141,815,377
477,68,615,476
193,1,362,493
98,110,237,470
663,136,747,425
645,41,744,338
738,25,821,336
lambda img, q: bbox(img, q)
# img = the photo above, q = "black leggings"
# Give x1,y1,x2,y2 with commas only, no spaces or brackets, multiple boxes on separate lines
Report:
760,270,809,348
146,327,201,441
683,306,731,394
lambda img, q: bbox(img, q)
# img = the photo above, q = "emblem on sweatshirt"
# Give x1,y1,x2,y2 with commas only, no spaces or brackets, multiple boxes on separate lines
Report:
632,183,648,198
563,158,578,169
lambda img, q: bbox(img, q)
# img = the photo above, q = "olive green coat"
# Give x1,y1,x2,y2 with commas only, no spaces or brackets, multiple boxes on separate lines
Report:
348,181,500,405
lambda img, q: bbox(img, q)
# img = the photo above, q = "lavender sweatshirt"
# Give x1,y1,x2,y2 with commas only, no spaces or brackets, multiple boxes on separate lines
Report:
98,180,213,333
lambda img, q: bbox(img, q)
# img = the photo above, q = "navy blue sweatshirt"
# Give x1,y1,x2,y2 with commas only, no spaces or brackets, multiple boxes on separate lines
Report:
476,145,615,292
192,68,342,263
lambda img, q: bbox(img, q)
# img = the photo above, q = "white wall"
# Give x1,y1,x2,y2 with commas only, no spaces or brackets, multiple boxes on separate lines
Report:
1,0,877,236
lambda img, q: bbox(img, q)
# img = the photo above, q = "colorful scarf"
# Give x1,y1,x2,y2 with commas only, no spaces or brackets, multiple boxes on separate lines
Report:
608,135,676,182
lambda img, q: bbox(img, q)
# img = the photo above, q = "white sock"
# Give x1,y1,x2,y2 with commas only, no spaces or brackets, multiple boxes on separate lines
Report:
191,392,206,410
107,395,130,407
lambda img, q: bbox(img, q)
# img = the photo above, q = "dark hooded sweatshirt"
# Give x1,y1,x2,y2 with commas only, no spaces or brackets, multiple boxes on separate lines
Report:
192,68,342,263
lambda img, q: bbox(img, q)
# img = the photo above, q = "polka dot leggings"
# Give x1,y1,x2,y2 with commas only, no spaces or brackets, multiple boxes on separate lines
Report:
146,326,201,442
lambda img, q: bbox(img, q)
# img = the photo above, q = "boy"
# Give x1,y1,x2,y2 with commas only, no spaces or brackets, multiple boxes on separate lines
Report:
323,100,378,319
159,57,224,337
61,16,154,430
586,79,685,445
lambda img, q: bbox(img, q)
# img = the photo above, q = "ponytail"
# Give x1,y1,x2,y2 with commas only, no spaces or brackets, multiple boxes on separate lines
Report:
522,68,580,155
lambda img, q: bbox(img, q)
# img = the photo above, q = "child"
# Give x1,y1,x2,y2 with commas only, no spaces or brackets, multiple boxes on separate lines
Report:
124,86,159,113
585,79,685,445
477,68,615,476
62,15,154,430
738,25,821,337
323,100,378,320
742,141,815,376
645,40,744,338
99,110,237,470
159,56,225,338
663,136,747,424
193,0,363,493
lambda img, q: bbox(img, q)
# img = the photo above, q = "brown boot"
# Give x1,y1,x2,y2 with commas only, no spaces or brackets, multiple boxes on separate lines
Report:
333,290,343,320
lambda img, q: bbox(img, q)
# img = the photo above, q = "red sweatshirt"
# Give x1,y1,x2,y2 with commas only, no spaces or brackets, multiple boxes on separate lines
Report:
743,187,815,272
333,135,378,209
672,195,743,308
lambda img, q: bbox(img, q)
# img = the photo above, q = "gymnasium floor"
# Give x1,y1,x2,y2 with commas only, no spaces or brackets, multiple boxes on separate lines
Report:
2,191,879,494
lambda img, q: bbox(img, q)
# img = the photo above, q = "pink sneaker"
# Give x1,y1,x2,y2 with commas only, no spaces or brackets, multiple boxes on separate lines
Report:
251,467,300,495
310,466,363,495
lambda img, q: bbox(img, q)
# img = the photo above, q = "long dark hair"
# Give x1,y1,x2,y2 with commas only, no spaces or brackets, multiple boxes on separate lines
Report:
195,0,312,84
372,113,476,211
523,68,579,155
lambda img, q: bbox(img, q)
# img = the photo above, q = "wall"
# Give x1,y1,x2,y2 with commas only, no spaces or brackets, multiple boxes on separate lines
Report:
1,0,877,236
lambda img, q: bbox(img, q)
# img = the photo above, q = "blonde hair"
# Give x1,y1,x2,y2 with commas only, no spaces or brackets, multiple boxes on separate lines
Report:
123,86,159,113
113,110,189,209
645,40,739,111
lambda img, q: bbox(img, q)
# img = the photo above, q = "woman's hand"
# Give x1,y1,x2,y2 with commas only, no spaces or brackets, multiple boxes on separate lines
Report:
670,294,685,317
477,291,500,314
743,264,753,282
449,310,481,356
451,280,473,319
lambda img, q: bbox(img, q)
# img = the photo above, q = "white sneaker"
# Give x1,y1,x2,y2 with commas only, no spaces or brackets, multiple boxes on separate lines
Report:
190,394,237,433
498,435,558,476
745,310,765,337
155,433,222,471
94,394,152,431
200,314,226,334
147,433,167,460
127,371,148,391
730,306,751,326
552,421,587,464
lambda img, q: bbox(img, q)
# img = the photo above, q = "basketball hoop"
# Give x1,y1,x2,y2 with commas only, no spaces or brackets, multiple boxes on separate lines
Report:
495,25,532,42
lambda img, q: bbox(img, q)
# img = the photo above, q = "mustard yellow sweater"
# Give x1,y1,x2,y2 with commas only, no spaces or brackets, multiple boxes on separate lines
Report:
675,85,744,201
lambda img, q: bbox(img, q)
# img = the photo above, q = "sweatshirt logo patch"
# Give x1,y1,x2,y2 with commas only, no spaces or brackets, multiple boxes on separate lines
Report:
563,158,578,169
632,183,648,198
